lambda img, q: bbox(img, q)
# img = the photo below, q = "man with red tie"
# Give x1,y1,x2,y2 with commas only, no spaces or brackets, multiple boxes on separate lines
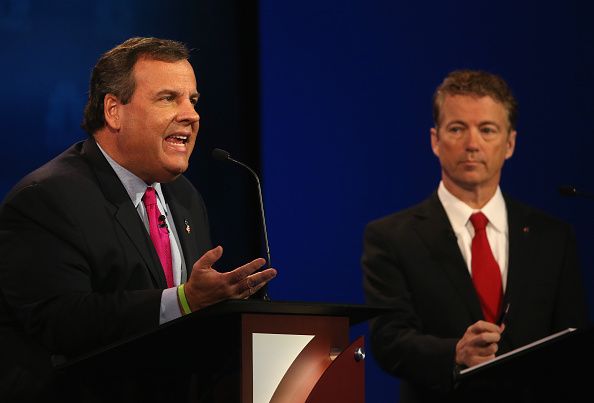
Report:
362,70,589,402
0,37,276,402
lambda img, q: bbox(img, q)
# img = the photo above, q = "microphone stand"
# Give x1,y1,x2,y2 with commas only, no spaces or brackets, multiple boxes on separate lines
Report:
212,148,271,301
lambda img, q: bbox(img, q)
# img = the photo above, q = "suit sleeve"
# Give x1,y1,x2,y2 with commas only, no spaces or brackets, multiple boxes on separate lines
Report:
553,225,589,329
362,221,458,395
0,182,162,357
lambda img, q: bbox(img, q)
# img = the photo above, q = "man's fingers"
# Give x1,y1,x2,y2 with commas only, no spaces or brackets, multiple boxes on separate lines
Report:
227,258,267,283
238,269,277,299
470,320,501,334
245,281,268,298
194,246,223,270
243,269,277,290
250,267,277,284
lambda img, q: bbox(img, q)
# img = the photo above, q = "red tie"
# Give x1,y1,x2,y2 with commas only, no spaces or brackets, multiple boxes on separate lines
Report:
142,187,173,288
470,212,502,323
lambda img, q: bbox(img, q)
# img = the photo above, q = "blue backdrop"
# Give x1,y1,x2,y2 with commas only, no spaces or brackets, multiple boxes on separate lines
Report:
1,1,593,402
259,1,594,401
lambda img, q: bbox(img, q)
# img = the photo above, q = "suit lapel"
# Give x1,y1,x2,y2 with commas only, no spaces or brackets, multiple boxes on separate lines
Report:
81,138,167,288
413,194,484,321
504,196,533,310
498,196,534,350
162,184,200,278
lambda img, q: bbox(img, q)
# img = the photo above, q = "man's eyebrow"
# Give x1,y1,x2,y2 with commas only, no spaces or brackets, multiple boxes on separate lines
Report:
153,89,200,99
445,120,468,126
444,120,502,128
478,120,502,128
154,89,179,97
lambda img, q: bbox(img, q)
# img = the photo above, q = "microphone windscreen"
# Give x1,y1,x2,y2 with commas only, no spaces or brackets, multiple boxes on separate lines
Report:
212,148,231,161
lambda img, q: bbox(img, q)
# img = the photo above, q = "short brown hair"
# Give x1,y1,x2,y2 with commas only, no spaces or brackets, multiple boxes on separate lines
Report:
81,37,190,135
432,70,518,130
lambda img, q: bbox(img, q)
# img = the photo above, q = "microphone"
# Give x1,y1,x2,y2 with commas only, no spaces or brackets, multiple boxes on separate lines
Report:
158,214,168,230
559,185,594,200
212,148,272,301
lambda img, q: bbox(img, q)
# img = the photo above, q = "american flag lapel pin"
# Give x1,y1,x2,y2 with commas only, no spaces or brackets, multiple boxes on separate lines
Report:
184,219,191,234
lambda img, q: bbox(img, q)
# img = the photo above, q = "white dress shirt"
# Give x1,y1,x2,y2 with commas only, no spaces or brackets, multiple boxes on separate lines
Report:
437,181,509,291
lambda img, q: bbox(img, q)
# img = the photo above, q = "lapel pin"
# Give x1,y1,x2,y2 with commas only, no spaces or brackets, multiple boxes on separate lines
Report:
184,219,191,234
522,226,530,233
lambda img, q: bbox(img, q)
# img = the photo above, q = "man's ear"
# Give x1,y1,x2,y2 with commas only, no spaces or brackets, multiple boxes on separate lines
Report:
505,130,517,160
430,127,440,157
103,94,121,130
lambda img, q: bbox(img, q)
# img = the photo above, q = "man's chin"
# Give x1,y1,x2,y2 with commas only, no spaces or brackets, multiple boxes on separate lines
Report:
158,165,187,183
447,175,484,191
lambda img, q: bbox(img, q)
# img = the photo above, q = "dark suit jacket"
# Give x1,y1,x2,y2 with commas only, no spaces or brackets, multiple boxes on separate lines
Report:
0,138,212,402
362,193,589,403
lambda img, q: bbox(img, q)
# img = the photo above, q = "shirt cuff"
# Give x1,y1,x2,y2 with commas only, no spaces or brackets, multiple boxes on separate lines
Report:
159,287,182,325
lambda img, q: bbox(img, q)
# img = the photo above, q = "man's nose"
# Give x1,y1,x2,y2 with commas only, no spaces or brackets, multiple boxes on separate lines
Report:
465,128,480,151
177,100,200,124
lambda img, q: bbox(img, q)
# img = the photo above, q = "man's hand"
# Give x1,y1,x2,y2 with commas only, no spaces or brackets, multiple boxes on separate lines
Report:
455,320,504,368
183,246,277,311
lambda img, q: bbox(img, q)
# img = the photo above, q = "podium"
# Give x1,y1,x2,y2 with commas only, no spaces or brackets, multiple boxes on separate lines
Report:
454,325,594,402
55,300,391,403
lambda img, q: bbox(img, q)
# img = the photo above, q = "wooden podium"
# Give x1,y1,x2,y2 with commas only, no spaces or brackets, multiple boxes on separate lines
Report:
56,300,390,403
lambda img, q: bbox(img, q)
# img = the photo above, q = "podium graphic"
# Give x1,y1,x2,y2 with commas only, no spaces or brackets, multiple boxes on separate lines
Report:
56,300,391,402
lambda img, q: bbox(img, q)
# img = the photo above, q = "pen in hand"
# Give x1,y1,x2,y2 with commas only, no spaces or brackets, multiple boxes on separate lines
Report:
498,302,510,329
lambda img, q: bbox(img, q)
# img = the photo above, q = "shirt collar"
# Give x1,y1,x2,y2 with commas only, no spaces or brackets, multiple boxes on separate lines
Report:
437,181,507,234
96,143,167,213
480,189,506,233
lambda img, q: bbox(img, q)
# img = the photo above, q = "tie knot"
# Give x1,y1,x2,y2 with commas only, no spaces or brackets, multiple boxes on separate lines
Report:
470,212,489,231
143,187,157,207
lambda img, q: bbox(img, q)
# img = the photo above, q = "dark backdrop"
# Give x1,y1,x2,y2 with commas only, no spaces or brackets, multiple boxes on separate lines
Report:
2,1,593,402
258,1,594,401
0,0,262,270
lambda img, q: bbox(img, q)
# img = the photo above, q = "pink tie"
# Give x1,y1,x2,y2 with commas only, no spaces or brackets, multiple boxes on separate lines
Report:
142,187,173,288
470,212,503,323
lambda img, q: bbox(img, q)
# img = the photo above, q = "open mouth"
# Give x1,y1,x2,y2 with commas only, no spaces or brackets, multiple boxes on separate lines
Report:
165,135,189,145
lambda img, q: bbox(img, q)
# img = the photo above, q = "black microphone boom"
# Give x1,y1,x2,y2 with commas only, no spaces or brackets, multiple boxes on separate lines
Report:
212,148,272,301
211,148,231,162
559,185,594,200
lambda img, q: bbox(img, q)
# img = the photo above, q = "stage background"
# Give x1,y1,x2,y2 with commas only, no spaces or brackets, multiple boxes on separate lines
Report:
1,1,593,401
258,1,594,400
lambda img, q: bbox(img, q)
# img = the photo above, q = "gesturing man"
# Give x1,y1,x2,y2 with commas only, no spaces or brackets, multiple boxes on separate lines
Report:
0,37,276,402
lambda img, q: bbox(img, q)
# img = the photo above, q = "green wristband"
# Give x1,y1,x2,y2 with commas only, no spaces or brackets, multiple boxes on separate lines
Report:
177,284,192,315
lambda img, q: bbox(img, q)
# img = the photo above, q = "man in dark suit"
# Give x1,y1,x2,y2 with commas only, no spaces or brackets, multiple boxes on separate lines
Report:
362,70,589,402
0,37,276,402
